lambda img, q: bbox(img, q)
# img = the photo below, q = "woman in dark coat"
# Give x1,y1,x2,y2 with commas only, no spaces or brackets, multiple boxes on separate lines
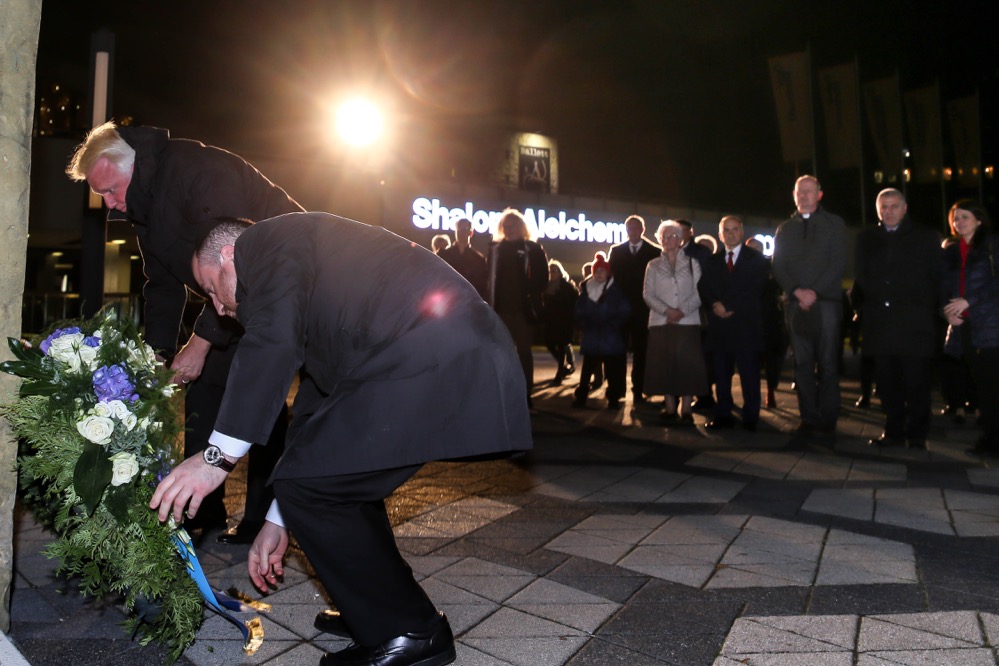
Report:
573,256,630,408
543,260,578,385
942,199,999,457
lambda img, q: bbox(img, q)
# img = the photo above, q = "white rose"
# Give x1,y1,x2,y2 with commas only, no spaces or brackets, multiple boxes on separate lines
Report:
91,402,113,418
48,333,84,363
138,416,151,431
77,344,99,370
105,400,130,419
121,412,138,432
126,340,157,369
76,415,115,445
109,452,140,486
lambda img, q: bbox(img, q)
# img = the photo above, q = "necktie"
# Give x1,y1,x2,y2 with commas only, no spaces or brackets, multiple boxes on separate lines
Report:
631,244,637,255
727,251,734,272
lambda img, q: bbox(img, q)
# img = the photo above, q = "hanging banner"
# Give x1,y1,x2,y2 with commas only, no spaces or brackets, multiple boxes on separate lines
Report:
863,75,904,180
818,62,862,169
948,93,981,189
769,51,813,164
904,83,943,184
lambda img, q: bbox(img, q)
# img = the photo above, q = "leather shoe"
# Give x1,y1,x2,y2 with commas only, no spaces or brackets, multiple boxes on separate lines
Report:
855,396,870,408
742,421,758,432
705,418,735,430
314,609,352,638
320,614,455,666
907,438,927,450
868,434,904,448
216,522,263,545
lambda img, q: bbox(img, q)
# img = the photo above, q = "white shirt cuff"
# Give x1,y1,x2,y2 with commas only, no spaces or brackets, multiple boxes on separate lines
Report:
265,500,284,528
208,430,253,458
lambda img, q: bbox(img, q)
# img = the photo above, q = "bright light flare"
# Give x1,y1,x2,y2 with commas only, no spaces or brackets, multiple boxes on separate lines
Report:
334,98,383,147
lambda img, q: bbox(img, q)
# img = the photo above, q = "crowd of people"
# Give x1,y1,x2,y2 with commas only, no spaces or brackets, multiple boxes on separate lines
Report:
447,177,998,462
66,114,996,666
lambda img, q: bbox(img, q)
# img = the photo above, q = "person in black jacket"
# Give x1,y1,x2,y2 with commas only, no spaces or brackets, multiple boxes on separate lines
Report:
66,121,301,544
573,256,631,408
699,216,769,431
487,209,548,405
152,214,531,666
855,188,941,450
542,260,578,385
942,199,999,457
608,215,661,403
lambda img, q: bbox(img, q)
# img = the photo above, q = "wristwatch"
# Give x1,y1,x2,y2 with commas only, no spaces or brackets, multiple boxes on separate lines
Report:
203,445,236,473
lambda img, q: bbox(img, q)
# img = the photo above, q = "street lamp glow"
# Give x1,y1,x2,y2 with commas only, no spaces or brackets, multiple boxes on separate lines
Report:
335,98,383,147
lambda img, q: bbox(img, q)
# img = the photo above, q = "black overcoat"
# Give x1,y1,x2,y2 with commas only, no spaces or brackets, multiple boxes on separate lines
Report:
214,213,533,479
115,127,303,352
853,217,941,357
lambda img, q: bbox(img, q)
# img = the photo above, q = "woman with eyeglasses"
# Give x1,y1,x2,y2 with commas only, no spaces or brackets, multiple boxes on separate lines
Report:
643,220,708,424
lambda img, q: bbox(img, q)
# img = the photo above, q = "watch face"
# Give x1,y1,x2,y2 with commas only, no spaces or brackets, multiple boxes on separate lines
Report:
204,446,223,466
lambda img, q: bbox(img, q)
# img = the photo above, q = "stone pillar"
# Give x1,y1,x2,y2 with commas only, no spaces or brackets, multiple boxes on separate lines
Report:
0,0,43,633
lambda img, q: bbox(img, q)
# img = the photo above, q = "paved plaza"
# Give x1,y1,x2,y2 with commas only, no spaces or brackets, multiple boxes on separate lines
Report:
6,352,999,665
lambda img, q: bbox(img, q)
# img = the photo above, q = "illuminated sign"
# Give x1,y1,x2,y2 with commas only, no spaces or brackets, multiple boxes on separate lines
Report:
411,197,628,245
752,234,775,257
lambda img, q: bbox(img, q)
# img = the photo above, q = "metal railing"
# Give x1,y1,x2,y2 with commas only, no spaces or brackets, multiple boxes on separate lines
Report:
20,291,142,335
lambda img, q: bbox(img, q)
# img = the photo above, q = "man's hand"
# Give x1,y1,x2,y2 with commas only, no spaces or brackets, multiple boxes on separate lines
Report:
150,453,230,523
248,521,289,593
170,334,212,385
794,287,818,311
712,302,733,319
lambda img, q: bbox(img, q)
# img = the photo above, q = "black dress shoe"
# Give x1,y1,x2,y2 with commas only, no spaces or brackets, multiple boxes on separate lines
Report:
321,614,456,666
907,438,927,450
314,609,352,638
216,522,263,545
868,435,904,447
742,421,758,432
855,396,870,408
705,418,735,430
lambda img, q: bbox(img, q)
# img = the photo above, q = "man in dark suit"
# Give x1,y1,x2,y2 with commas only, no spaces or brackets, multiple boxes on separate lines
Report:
855,189,941,450
151,213,532,666
66,121,300,544
608,215,661,403
698,216,769,431
439,217,488,299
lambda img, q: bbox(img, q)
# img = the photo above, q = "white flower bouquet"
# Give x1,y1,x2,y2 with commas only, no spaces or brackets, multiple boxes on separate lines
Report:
1,311,202,662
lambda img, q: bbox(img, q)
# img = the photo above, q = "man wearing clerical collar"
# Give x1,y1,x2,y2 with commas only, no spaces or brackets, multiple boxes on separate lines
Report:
772,175,848,442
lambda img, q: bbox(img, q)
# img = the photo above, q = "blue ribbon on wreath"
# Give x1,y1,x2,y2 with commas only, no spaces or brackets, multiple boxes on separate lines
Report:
172,529,265,654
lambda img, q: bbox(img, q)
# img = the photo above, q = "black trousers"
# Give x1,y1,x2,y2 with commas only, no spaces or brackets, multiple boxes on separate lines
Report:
184,343,286,526
873,354,933,440
575,353,626,403
623,314,650,398
968,347,999,450
274,466,439,646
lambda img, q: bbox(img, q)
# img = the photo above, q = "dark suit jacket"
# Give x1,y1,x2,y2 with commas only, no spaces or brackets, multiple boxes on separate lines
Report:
854,216,941,357
608,239,661,317
214,213,532,480
115,126,303,353
698,245,769,353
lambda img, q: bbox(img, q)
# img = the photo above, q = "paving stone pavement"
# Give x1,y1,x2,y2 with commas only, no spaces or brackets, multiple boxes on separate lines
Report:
6,352,999,665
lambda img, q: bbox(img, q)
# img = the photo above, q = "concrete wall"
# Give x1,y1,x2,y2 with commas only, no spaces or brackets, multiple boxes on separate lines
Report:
0,0,42,633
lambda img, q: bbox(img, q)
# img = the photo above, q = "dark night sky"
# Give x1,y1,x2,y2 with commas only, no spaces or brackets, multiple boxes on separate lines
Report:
34,0,997,220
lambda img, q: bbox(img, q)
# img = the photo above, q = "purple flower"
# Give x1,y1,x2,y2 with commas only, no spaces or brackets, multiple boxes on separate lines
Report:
83,336,101,348
39,327,82,355
92,364,139,403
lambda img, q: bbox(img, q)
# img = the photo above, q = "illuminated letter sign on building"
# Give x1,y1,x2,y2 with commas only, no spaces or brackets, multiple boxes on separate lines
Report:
411,197,628,245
